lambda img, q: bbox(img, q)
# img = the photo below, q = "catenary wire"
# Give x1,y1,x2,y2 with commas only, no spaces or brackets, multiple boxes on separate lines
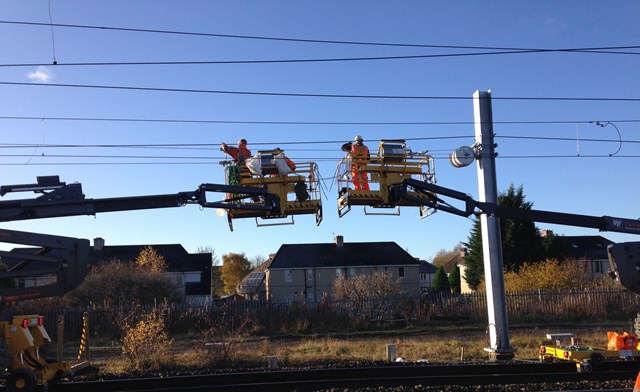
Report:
2,20,640,54
1,81,639,102
2,46,640,69
2,115,640,126
3,134,637,150
0,135,637,151
1,155,639,167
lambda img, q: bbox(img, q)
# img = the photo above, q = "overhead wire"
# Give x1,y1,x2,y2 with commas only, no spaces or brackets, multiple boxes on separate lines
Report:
1,45,639,69
0,132,638,167
1,134,638,150
2,20,640,55
1,115,640,126
0,23,637,163
1,81,639,102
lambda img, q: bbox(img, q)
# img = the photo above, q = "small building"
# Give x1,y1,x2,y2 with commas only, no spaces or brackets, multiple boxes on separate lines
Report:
2,239,212,304
239,235,421,303
97,240,212,303
560,235,614,277
418,259,437,293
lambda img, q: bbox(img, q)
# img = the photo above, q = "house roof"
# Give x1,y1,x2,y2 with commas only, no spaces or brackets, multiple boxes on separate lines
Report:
268,241,418,269
3,243,210,273
98,244,209,272
442,252,464,274
237,257,272,294
419,260,438,274
561,235,613,260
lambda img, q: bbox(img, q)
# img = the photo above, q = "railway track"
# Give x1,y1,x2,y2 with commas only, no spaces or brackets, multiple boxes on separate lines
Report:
5,361,638,392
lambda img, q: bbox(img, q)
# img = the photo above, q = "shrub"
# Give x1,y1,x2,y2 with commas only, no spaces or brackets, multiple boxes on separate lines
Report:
67,259,181,307
120,305,173,370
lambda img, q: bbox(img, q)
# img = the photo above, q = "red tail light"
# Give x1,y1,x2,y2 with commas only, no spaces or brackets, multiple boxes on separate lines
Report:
38,316,44,326
563,351,569,359
539,346,546,354
21,319,28,328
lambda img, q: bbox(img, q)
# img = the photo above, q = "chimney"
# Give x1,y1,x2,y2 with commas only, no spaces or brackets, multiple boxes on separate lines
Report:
94,237,105,251
460,248,467,258
334,235,344,248
540,229,553,238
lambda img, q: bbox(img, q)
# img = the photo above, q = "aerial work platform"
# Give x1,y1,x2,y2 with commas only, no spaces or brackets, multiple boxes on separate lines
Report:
222,149,323,230
336,140,437,218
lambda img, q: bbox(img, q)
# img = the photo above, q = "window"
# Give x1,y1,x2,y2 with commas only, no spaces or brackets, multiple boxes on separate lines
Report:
285,269,292,283
399,267,405,278
349,267,357,277
336,268,343,278
593,260,601,273
307,269,313,281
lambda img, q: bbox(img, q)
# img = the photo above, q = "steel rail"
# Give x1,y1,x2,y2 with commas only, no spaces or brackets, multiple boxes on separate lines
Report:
4,362,633,392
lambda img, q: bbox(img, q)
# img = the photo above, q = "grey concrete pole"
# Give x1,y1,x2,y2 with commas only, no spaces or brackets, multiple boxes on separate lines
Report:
473,90,515,361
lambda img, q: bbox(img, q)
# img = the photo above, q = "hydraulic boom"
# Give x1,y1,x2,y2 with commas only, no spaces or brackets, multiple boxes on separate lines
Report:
0,175,282,302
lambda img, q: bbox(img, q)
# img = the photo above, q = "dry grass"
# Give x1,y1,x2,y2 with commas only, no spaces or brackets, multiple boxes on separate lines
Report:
92,326,634,374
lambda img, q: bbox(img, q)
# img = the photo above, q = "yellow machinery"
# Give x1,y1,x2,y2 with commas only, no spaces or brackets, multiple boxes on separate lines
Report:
0,315,70,391
222,149,323,230
337,139,436,218
538,333,640,373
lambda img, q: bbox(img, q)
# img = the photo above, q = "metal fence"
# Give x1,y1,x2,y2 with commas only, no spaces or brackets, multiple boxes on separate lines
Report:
4,288,639,341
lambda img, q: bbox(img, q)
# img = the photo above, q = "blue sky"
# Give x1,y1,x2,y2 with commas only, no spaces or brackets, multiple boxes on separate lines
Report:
0,1,638,263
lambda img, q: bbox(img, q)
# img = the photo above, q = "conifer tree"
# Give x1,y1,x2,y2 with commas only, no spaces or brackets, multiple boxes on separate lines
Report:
448,265,461,294
431,266,451,292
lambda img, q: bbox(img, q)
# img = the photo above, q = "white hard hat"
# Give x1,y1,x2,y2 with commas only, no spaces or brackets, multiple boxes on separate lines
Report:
354,135,363,142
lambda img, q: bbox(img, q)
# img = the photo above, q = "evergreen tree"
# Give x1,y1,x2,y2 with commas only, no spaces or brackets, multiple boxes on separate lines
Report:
448,265,461,294
499,184,544,270
463,184,545,290
540,231,573,261
431,266,451,292
462,218,485,290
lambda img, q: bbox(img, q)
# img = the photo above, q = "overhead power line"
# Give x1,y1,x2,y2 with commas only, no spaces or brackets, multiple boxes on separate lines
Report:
2,20,639,55
2,46,639,69
2,81,639,102
1,154,638,167
1,135,637,149
2,115,639,125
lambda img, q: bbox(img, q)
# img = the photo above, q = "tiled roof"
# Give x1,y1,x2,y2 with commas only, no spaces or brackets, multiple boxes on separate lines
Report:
269,241,418,269
99,244,208,272
561,235,613,260
419,260,438,274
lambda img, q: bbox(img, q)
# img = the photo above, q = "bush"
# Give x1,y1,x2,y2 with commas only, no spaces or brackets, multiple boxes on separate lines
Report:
120,304,173,370
66,259,181,307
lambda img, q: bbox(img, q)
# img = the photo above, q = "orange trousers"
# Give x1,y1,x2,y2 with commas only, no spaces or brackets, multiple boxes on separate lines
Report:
351,166,370,190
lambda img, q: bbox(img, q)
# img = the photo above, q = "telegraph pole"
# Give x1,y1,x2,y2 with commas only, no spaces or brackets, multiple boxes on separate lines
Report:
473,90,515,361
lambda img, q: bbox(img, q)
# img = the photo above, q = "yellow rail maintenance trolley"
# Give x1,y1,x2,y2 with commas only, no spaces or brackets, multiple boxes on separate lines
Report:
539,333,640,373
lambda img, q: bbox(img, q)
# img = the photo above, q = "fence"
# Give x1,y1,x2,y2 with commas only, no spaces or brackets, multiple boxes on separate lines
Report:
4,288,640,341
418,288,640,323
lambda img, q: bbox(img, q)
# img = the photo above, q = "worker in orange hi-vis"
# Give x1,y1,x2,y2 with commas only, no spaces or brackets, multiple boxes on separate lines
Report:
634,373,640,392
273,148,296,173
220,139,252,164
341,135,370,190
